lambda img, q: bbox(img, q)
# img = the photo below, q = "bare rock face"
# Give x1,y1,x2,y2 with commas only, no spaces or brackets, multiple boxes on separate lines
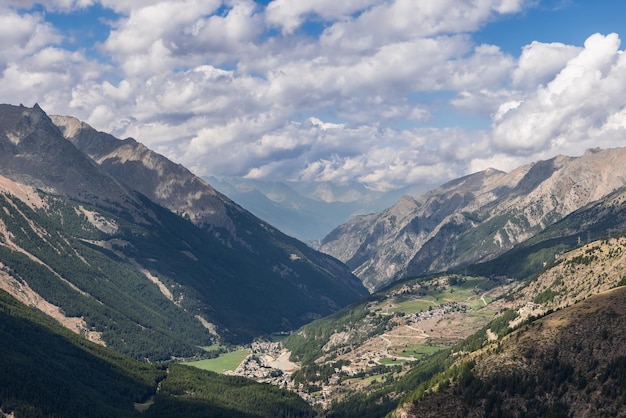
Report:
321,148,626,291
0,104,140,214
51,115,236,234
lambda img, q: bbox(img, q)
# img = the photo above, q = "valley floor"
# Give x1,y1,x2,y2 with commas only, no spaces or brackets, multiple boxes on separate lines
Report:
193,275,515,408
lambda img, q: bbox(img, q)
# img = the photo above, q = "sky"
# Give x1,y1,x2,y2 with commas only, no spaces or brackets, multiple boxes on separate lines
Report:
2,0,626,193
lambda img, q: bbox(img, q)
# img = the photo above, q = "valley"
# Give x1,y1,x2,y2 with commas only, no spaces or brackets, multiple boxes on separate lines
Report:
195,236,626,416
1,104,626,417
241,274,510,408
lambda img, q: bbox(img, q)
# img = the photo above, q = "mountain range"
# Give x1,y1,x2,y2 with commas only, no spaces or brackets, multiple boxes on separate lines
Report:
0,103,366,360
206,176,430,243
2,102,626,417
320,148,626,291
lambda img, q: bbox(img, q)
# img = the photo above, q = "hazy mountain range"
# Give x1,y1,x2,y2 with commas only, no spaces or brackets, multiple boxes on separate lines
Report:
206,176,431,243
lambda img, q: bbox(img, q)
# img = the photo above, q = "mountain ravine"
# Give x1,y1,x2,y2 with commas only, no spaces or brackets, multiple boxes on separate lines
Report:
320,148,626,291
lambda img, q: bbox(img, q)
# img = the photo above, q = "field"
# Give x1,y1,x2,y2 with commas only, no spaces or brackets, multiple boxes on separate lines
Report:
388,343,442,359
388,276,494,314
184,349,251,373
389,298,434,314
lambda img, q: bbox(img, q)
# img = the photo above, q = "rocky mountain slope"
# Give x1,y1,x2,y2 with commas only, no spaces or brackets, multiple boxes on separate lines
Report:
321,149,626,291
396,284,626,417
52,115,235,232
0,103,366,360
51,113,365,295
0,104,139,213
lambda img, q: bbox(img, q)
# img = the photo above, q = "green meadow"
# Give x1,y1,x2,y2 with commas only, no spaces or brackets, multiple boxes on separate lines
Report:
184,348,251,373
390,343,442,359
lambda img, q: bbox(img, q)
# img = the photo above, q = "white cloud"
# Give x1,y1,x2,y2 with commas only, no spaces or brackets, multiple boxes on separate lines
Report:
102,0,263,74
447,44,515,90
1,0,96,11
265,0,376,35
319,0,525,50
0,9,61,69
492,33,625,155
513,40,581,88
103,1,220,55
3,1,626,195
492,99,522,122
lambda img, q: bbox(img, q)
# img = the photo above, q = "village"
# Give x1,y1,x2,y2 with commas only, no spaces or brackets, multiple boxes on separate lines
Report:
229,298,482,407
223,274,518,407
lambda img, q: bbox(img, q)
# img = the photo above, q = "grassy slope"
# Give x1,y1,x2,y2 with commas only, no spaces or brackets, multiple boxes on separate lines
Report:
399,286,626,417
183,349,251,373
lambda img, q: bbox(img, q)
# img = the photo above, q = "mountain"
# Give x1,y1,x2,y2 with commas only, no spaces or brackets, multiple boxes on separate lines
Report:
0,104,139,211
0,103,366,360
465,178,626,282
205,177,360,243
320,149,626,291
0,288,314,418
206,177,430,243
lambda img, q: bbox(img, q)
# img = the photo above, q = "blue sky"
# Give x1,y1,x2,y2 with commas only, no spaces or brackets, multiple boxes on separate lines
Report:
476,1,626,53
36,4,117,53
2,0,626,192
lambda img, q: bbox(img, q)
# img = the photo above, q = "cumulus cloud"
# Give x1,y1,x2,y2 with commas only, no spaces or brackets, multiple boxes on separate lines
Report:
0,9,61,69
512,40,582,88
2,0,626,194
492,33,625,156
319,0,525,50
265,0,376,35
0,7,105,111
103,0,263,72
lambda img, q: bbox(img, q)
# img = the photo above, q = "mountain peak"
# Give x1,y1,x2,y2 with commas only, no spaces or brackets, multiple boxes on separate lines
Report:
0,104,140,211
52,114,236,232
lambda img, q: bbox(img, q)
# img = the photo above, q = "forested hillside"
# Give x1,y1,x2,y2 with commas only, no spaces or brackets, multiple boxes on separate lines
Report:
0,103,366,361
0,289,314,418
